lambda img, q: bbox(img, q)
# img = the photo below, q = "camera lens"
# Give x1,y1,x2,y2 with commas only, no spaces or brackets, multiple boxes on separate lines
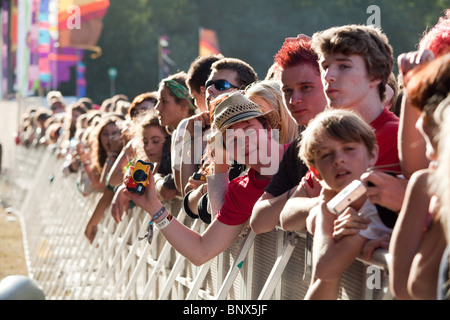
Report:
133,169,148,182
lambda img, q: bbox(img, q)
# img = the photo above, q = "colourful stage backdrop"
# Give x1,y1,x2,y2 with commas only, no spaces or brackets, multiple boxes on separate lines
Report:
2,0,109,99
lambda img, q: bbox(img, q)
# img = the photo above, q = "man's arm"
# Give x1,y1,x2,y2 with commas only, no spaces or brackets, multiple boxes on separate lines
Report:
250,189,292,234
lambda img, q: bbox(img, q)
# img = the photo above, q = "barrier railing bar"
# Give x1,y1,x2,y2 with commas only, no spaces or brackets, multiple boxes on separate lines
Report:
257,232,299,300
185,259,214,300
108,213,150,299
96,212,138,298
73,214,118,299
121,240,152,299
157,217,203,300
86,214,131,299
41,186,91,296
215,230,256,300
138,239,173,300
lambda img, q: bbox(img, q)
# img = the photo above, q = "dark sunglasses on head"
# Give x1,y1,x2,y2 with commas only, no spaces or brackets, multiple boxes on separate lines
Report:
205,79,239,91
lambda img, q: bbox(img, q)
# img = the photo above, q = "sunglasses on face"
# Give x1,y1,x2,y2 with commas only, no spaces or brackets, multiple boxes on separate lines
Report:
205,79,239,91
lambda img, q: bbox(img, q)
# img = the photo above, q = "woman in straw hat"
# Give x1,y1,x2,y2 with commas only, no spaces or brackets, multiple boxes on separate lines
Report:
123,92,286,266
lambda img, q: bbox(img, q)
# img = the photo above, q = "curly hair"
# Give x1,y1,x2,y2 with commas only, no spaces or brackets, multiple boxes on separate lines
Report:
134,109,172,175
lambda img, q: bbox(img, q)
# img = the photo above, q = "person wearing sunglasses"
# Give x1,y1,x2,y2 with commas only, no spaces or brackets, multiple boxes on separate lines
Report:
177,57,259,227
205,57,257,109
177,55,224,198
179,57,258,194
187,54,224,113
205,79,238,91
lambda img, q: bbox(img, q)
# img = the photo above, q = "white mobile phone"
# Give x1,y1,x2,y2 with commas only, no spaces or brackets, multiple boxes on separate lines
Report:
326,180,367,215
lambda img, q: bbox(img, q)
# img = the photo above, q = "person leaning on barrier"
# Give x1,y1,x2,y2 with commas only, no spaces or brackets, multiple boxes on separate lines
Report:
178,54,224,200
123,92,285,266
250,36,327,234
156,71,197,202
398,9,450,179
105,91,158,189
288,24,406,237
180,57,257,223
84,115,124,243
299,109,393,300
389,53,450,300
47,90,66,115
111,109,172,223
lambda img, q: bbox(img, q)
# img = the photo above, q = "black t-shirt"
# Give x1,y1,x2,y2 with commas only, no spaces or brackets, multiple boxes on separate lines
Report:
265,135,308,197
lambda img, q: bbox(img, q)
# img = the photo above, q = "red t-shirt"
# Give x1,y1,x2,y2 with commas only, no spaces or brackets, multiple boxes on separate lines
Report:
371,107,400,172
216,168,271,226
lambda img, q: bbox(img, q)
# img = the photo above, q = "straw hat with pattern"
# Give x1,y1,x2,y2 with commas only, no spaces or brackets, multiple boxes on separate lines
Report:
212,91,280,133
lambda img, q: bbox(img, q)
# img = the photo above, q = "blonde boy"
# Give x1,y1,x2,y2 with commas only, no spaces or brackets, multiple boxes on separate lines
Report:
299,109,392,299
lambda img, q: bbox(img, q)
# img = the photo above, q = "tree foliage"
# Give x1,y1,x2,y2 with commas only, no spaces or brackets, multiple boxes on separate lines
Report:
75,0,450,104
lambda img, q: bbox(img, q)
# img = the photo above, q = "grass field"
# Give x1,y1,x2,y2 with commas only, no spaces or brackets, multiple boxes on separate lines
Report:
0,207,28,280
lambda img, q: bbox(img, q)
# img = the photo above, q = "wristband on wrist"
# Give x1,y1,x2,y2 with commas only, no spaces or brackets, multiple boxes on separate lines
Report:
139,205,167,245
155,212,173,230
151,205,166,221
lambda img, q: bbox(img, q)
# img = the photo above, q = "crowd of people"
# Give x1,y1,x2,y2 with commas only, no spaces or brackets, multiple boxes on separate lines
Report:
14,11,450,300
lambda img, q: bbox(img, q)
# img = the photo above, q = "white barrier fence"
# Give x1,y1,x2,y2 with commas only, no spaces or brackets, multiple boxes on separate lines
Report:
0,144,392,300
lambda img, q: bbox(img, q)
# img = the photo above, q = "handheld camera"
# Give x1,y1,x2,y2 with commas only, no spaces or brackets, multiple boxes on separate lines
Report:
326,180,367,215
127,160,154,195
192,172,206,181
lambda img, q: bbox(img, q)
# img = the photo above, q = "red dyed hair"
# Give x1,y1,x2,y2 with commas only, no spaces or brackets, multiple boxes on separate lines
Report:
274,38,320,72
419,9,450,57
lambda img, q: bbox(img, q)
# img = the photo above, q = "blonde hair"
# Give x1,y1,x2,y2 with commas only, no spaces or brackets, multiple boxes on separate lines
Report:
245,80,298,144
299,109,377,168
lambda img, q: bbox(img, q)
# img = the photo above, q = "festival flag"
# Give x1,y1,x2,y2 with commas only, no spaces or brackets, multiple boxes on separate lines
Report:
29,0,40,93
76,51,86,98
1,1,9,98
15,0,33,96
38,0,52,88
199,28,220,57
158,35,174,81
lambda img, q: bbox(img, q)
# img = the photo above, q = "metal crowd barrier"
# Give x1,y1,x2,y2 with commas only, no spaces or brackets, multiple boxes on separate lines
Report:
0,144,392,300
